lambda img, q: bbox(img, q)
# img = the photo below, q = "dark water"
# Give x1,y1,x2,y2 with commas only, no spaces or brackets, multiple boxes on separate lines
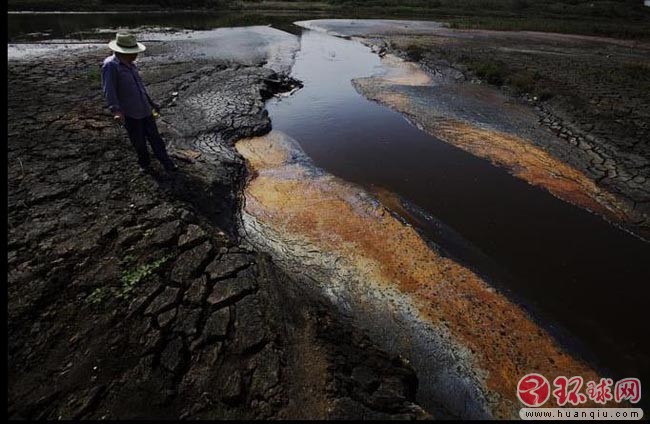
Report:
267,28,650,392
6,10,313,42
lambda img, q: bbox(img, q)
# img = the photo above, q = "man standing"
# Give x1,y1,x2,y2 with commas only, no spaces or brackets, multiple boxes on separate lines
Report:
101,33,177,173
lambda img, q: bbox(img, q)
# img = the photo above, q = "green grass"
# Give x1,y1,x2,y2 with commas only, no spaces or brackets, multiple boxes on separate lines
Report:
404,44,425,61
117,255,171,300
459,58,554,99
86,66,101,83
466,59,508,86
85,254,172,306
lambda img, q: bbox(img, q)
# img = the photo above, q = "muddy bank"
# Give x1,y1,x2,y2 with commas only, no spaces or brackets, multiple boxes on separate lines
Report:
236,130,604,418
7,28,428,419
296,19,650,240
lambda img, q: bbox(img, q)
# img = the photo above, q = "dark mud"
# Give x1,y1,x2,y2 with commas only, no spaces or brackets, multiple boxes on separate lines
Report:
7,35,428,419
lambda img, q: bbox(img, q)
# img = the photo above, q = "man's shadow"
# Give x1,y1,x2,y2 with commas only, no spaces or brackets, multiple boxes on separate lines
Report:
148,165,240,241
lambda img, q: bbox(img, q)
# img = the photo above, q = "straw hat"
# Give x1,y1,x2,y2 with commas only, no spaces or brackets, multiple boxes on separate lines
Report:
108,33,146,54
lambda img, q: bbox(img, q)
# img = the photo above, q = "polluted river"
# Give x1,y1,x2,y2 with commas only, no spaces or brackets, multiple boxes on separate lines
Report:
235,24,650,417
7,12,649,418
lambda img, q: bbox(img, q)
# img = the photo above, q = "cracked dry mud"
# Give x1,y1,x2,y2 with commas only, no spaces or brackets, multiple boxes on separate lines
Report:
7,32,429,419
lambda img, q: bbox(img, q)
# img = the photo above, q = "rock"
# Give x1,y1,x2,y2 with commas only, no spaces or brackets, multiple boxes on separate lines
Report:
156,308,177,328
250,346,281,397
177,224,207,249
185,276,208,305
145,204,177,223
173,307,202,338
206,272,256,306
170,241,214,284
351,365,380,392
202,307,230,342
221,371,244,404
29,184,71,204
116,228,143,248
233,295,266,354
205,253,253,281
160,337,185,373
148,220,182,246
139,328,161,354
180,209,196,223
144,287,180,315
72,384,105,419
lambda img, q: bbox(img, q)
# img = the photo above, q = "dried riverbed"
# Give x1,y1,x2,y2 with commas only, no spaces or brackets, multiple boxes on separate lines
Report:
8,18,650,420
8,26,429,420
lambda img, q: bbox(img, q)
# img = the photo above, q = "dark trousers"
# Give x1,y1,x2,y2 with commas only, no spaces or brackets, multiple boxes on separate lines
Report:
124,114,174,170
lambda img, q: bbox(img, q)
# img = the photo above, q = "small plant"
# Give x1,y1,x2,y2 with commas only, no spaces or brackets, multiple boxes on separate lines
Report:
404,44,424,61
86,287,108,305
85,254,172,306
468,60,507,86
116,255,172,300
507,70,537,95
86,66,101,83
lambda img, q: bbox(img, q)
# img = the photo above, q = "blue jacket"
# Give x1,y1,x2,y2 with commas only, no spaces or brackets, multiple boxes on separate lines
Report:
101,54,153,119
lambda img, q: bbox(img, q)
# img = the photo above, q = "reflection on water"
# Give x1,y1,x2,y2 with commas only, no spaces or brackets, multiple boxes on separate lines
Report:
267,29,650,389
7,10,313,41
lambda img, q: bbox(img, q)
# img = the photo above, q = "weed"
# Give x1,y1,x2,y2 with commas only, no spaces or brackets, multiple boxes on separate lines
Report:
116,255,172,300
86,287,109,305
468,60,507,86
85,254,172,306
507,70,537,95
404,44,424,61
86,66,101,83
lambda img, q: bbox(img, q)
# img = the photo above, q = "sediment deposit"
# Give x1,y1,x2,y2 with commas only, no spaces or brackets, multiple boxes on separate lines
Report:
237,130,600,418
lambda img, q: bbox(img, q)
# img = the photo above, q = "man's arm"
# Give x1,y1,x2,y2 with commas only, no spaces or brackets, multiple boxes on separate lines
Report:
100,62,123,121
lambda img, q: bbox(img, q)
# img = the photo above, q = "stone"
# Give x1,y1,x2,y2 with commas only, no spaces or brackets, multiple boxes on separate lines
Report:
205,253,253,282
145,204,177,222
206,273,256,306
351,365,380,391
139,328,161,354
170,241,214,284
72,385,105,419
144,287,180,315
202,307,230,341
160,337,185,373
233,295,266,353
174,307,202,338
185,276,208,305
148,220,182,246
156,308,177,328
221,371,243,404
250,346,281,397
178,224,208,248
116,229,142,248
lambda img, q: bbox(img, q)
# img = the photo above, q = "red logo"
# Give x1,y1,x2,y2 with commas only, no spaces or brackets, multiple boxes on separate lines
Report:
553,376,588,406
517,373,551,407
615,378,642,404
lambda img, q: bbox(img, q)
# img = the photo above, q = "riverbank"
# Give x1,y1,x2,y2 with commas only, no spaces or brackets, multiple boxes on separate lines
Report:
9,0,650,40
296,19,650,240
232,24,650,417
7,29,428,419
